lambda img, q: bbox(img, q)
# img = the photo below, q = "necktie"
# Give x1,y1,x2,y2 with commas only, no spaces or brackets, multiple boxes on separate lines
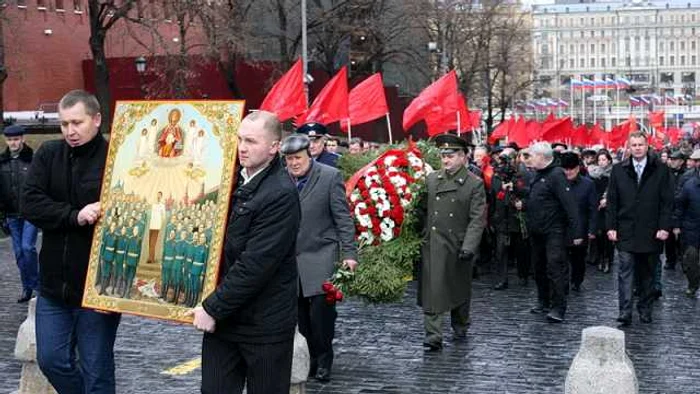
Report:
635,164,643,183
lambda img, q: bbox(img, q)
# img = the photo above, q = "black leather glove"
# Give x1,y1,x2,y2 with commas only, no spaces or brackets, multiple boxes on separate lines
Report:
459,250,474,263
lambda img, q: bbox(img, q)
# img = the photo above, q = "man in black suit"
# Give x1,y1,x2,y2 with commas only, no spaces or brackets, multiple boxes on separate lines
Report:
607,132,674,326
280,133,358,382
190,111,301,394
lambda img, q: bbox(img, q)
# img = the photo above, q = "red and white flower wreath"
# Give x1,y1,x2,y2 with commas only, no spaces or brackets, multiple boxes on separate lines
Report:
347,147,427,246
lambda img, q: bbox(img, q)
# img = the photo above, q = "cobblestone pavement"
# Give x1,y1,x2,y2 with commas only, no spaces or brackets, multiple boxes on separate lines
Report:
2,235,699,393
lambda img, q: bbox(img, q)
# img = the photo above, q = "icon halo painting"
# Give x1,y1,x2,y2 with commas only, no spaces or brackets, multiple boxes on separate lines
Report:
82,100,243,323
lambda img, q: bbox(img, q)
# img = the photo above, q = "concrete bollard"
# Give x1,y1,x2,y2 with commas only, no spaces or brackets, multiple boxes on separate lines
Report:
565,326,638,394
289,326,310,394
13,297,56,394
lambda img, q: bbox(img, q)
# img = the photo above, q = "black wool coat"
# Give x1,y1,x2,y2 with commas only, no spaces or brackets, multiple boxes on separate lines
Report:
606,154,674,254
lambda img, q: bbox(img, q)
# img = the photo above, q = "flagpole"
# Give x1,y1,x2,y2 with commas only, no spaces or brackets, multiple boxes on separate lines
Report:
570,84,574,120
593,98,597,125
385,113,393,145
616,85,620,125
457,111,461,136
581,86,585,125
301,0,309,104
347,119,352,142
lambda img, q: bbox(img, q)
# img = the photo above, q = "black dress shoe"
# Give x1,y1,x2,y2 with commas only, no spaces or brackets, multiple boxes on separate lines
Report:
685,288,698,298
519,277,528,286
493,282,508,290
639,314,652,324
663,263,675,270
315,367,331,382
530,303,549,314
653,289,663,300
423,342,442,352
17,289,32,303
616,315,632,327
571,283,581,292
546,310,564,323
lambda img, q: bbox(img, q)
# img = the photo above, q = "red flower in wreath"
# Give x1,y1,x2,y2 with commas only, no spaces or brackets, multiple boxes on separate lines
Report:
497,191,506,201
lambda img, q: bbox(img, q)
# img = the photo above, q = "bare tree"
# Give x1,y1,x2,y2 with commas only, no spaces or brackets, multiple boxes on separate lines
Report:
0,1,7,127
88,0,138,133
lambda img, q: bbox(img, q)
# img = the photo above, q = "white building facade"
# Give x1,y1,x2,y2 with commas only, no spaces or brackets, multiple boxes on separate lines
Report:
532,0,700,101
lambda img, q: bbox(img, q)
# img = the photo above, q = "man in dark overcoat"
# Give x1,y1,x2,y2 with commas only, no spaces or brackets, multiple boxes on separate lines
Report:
416,133,487,351
607,132,674,326
673,149,700,298
280,134,357,382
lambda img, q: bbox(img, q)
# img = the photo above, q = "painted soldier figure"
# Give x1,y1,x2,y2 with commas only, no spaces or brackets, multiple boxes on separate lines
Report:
188,232,208,307
161,229,178,300
113,226,129,295
99,223,118,295
122,226,142,298
171,230,189,303
415,133,487,351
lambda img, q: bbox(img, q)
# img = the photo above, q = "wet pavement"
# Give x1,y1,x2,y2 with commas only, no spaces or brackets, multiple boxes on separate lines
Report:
2,235,699,393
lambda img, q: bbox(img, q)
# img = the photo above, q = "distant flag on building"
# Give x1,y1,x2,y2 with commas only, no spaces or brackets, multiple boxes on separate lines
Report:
629,96,641,106
582,78,595,90
569,79,583,89
558,98,569,107
615,77,631,88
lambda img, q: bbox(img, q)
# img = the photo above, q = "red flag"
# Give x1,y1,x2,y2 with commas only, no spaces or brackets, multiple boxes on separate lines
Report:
342,73,388,129
571,124,590,147
508,116,528,147
648,111,665,129
544,112,556,123
666,127,681,144
425,94,469,136
540,117,572,143
489,117,513,144
588,123,607,147
297,67,349,126
259,59,307,122
469,110,482,129
609,122,631,150
403,70,460,131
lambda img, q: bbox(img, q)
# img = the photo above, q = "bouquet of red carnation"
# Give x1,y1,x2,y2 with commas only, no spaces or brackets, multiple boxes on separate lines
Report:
321,264,354,305
322,281,344,305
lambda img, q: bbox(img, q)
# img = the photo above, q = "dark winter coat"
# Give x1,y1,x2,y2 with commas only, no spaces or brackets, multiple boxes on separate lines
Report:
524,161,581,238
606,154,674,254
315,149,339,168
673,173,700,247
566,174,597,245
416,165,487,314
21,135,108,307
589,165,611,233
202,157,301,343
0,144,33,216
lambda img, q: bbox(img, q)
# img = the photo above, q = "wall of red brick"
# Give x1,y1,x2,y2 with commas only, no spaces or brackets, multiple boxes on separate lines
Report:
2,2,204,112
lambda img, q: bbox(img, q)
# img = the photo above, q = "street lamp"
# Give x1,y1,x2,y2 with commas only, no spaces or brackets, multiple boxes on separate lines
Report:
135,56,147,74
135,56,147,98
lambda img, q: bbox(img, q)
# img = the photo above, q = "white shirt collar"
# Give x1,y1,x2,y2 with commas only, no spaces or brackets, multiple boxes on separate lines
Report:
632,156,647,170
241,165,269,185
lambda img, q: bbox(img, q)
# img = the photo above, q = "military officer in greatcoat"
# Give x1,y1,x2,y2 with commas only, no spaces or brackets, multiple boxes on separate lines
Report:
415,133,487,351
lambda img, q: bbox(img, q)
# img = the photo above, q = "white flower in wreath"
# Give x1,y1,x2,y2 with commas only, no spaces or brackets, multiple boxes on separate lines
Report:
383,155,397,167
358,231,375,245
379,218,395,241
369,187,387,201
408,154,422,168
390,175,407,188
350,191,360,203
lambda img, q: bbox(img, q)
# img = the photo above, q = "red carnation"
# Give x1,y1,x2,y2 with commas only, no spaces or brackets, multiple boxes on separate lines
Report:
389,195,400,206
322,281,334,293
392,208,404,225
334,290,344,302
325,293,336,305
367,206,377,216
497,191,506,201
361,190,370,200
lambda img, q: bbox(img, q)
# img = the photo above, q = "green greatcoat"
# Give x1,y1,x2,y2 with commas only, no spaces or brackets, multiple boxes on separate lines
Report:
417,165,487,314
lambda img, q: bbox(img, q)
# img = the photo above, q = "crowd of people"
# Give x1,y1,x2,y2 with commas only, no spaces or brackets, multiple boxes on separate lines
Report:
4,88,700,394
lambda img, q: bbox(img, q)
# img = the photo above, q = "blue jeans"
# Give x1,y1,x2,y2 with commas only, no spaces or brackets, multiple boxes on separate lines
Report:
6,217,38,291
36,295,121,394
